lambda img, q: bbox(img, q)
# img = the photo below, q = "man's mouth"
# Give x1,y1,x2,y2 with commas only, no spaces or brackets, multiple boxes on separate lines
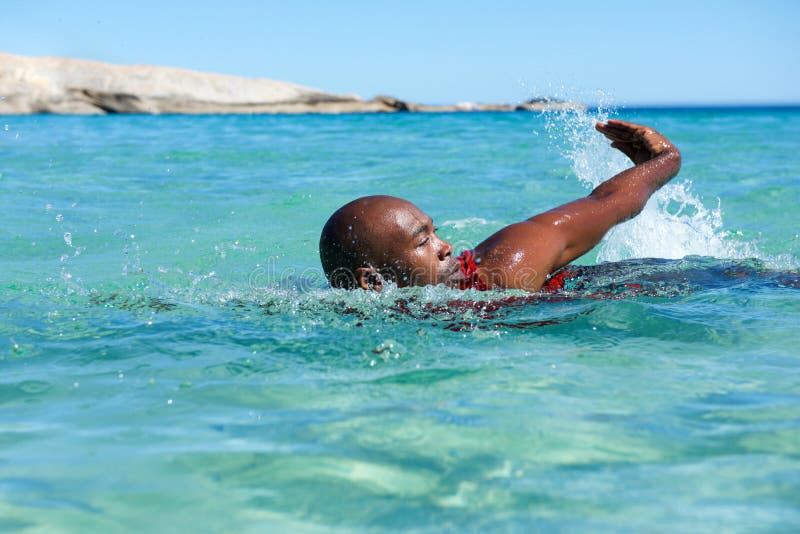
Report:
442,259,463,283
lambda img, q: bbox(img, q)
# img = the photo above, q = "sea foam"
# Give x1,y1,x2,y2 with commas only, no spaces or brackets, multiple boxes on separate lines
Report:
543,101,762,264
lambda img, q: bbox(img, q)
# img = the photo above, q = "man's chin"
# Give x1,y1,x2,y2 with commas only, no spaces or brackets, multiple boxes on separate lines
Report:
439,264,464,288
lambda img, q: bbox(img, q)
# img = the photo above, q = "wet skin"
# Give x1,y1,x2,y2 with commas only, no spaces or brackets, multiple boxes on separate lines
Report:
321,120,681,292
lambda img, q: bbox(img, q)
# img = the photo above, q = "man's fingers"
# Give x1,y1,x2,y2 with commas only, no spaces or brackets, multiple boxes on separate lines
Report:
599,120,673,163
599,129,634,143
597,121,637,138
606,119,644,130
601,123,638,137
607,120,660,143
601,120,649,138
601,130,630,140
600,120,634,132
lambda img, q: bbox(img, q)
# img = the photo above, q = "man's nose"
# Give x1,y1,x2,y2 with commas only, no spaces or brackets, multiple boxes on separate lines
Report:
438,238,453,261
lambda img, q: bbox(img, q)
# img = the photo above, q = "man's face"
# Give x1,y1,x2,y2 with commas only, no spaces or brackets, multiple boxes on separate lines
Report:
374,202,460,287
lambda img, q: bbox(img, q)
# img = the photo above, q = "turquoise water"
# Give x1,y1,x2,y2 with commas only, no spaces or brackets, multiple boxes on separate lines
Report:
2,108,800,532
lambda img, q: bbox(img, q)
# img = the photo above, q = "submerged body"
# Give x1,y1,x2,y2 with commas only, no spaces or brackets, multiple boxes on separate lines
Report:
320,120,682,291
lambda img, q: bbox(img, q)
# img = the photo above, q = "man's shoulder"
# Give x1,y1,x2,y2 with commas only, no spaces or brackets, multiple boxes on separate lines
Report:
472,221,562,290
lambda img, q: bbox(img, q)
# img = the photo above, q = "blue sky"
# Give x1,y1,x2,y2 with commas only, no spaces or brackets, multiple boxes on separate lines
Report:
3,0,798,106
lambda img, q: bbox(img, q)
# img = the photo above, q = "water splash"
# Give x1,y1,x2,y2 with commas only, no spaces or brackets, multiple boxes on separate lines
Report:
84,256,798,336
597,182,760,262
543,97,760,263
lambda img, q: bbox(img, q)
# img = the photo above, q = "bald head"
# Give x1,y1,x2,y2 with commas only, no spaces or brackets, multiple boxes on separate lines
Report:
319,196,457,289
320,196,414,287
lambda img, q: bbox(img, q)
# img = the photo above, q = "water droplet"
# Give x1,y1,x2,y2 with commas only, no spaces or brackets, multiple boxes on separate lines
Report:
55,214,64,222
63,232,72,246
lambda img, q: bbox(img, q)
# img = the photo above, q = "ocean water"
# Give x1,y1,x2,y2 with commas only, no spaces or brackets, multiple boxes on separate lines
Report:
2,107,799,532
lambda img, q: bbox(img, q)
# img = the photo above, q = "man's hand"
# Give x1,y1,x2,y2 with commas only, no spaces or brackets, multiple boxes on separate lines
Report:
595,119,676,165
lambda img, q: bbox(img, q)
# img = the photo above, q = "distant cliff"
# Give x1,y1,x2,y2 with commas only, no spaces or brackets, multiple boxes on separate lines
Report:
0,52,580,115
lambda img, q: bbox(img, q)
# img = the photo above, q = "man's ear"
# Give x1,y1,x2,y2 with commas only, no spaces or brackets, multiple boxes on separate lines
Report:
354,267,383,292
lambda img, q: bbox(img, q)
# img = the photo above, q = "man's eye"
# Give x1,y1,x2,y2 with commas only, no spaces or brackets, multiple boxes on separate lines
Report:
418,237,430,247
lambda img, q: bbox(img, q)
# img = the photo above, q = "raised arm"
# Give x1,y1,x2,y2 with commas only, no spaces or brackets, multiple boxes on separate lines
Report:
474,120,681,290
536,120,681,266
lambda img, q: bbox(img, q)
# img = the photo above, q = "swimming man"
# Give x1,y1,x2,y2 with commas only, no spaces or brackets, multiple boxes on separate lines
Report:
319,120,681,292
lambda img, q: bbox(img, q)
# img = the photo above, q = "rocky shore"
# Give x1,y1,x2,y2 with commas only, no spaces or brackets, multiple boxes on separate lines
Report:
0,52,580,115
